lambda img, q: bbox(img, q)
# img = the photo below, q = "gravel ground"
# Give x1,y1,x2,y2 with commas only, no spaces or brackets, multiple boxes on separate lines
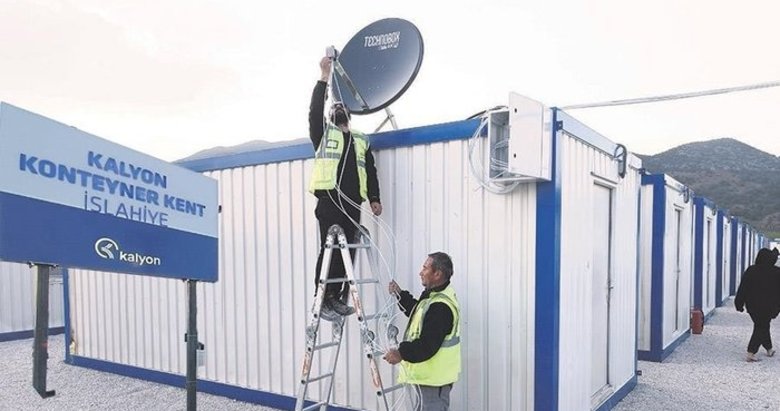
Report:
615,298,780,411
2,298,778,411
0,336,281,411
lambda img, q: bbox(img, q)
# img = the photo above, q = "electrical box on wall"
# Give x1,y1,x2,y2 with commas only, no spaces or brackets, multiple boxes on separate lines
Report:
487,93,552,182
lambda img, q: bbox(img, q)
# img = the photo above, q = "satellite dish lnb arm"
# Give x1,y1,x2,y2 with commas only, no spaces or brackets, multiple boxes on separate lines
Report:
333,59,371,111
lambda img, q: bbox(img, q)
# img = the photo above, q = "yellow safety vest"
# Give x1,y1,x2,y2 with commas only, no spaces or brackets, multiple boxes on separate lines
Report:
398,285,461,386
308,126,369,200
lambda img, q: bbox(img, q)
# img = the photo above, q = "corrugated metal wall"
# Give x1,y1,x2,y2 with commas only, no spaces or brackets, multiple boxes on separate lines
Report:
638,179,693,353
696,204,718,316
661,183,694,349
638,184,654,352
68,136,538,411
557,131,640,410
0,261,64,336
734,223,743,290
720,217,732,303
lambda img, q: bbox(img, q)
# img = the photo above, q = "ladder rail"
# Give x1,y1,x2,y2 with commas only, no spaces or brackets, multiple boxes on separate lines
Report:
295,224,399,411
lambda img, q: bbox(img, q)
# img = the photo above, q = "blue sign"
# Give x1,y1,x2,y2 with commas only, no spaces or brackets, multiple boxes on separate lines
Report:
0,103,218,282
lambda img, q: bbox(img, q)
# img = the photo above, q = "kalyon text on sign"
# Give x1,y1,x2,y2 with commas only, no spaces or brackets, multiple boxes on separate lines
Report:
0,102,218,281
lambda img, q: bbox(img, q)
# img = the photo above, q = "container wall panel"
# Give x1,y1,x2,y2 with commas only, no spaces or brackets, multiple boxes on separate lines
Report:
694,202,718,317
637,184,654,352
557,132,640,410
68,136,537,411
0,262,64,337
721,218,732,302
661,184,694,348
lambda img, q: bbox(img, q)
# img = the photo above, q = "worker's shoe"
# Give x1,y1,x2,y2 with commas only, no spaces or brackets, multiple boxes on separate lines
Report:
746,352,761,362
326,293,355,317
319,300,339,322
767,348,776,357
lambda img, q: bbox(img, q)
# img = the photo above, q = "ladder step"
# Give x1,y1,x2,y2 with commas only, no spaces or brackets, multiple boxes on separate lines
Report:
324,243,370,250
302,401,328,411
380,383,405,395
321,278,349,284
344,243,371,249
304,372,334,384
353,278,379,285
311,341,339,351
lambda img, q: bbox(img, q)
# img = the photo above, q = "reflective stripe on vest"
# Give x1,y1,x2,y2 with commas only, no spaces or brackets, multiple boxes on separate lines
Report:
398,285,461,386
308,126,369,200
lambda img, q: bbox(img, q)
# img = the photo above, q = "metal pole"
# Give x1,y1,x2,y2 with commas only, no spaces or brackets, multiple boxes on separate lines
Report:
186,279,198,411
32,264,55,398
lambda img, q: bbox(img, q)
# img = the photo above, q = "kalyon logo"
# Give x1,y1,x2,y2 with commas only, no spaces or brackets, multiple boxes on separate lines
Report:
94,237,162,266
364,31,401,50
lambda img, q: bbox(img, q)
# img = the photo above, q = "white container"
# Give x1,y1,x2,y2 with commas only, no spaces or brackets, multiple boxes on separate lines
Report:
637,174,694,362
0,261,64,341
693,197,718,318
66,108,643,410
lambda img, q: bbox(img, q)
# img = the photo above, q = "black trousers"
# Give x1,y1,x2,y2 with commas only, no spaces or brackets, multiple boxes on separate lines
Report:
314,197,361,296
748,312,773,354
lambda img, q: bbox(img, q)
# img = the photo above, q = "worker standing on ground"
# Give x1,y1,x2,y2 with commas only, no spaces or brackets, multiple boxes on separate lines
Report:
384,252,461,411
309,54,382,320
735,248,780,362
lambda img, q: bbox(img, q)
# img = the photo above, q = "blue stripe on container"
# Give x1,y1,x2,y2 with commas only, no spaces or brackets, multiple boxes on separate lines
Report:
68,355,356,411
176,119,483,172
641,173,666,361
638,331,691,362
534,108,561,411
594,375,638,411
0,327,64,342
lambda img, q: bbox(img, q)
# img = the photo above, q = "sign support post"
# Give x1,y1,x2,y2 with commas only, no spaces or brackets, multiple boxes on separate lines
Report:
32,263,56,398
185,279,198,411
0,102,218,409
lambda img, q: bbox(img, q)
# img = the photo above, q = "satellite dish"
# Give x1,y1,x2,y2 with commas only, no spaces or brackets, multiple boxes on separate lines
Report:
329,18,423,129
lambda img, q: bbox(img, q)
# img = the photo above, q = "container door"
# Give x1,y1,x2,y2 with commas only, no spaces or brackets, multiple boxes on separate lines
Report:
704,218,712,310
591,184,612,401
722,222,730,301
674,209,682,332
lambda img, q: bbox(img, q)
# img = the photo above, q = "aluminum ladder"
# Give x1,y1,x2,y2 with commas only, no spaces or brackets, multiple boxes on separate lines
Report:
295,224,402,411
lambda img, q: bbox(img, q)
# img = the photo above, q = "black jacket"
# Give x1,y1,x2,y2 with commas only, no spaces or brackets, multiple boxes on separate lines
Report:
309,81,380,205
396,281,455,364
735,248,780,318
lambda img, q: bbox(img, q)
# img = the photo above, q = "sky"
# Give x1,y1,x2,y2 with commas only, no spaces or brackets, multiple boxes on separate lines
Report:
1,0,779,162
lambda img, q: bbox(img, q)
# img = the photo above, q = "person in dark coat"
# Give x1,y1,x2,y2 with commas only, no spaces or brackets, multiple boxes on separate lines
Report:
735,248,780,361
309,55,382,320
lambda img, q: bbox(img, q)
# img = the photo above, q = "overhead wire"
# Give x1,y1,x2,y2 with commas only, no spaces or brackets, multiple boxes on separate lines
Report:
559,80,780,110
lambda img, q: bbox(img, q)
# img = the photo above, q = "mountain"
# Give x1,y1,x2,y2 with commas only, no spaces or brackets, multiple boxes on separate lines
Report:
639,138,780,235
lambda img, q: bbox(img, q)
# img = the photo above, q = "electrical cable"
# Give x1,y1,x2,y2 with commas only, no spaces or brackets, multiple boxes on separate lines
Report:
317,63,420,409
559,80,780,110
466,109,527,194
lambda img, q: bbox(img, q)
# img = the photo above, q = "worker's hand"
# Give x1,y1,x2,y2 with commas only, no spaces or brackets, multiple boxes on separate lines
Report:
383,349,402,365
388,280,401,295
319,57,331,82
370,201,383,216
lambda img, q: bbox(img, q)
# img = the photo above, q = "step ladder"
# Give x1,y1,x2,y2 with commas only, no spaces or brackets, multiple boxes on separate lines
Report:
295,224,403,411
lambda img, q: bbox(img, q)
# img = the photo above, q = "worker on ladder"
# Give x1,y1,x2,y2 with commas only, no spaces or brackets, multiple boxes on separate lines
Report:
309,54,383,320
384,252,461,411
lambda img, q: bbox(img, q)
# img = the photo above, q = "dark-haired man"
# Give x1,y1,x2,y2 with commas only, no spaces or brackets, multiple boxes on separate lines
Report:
309,55,382,320
384,252,461,411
